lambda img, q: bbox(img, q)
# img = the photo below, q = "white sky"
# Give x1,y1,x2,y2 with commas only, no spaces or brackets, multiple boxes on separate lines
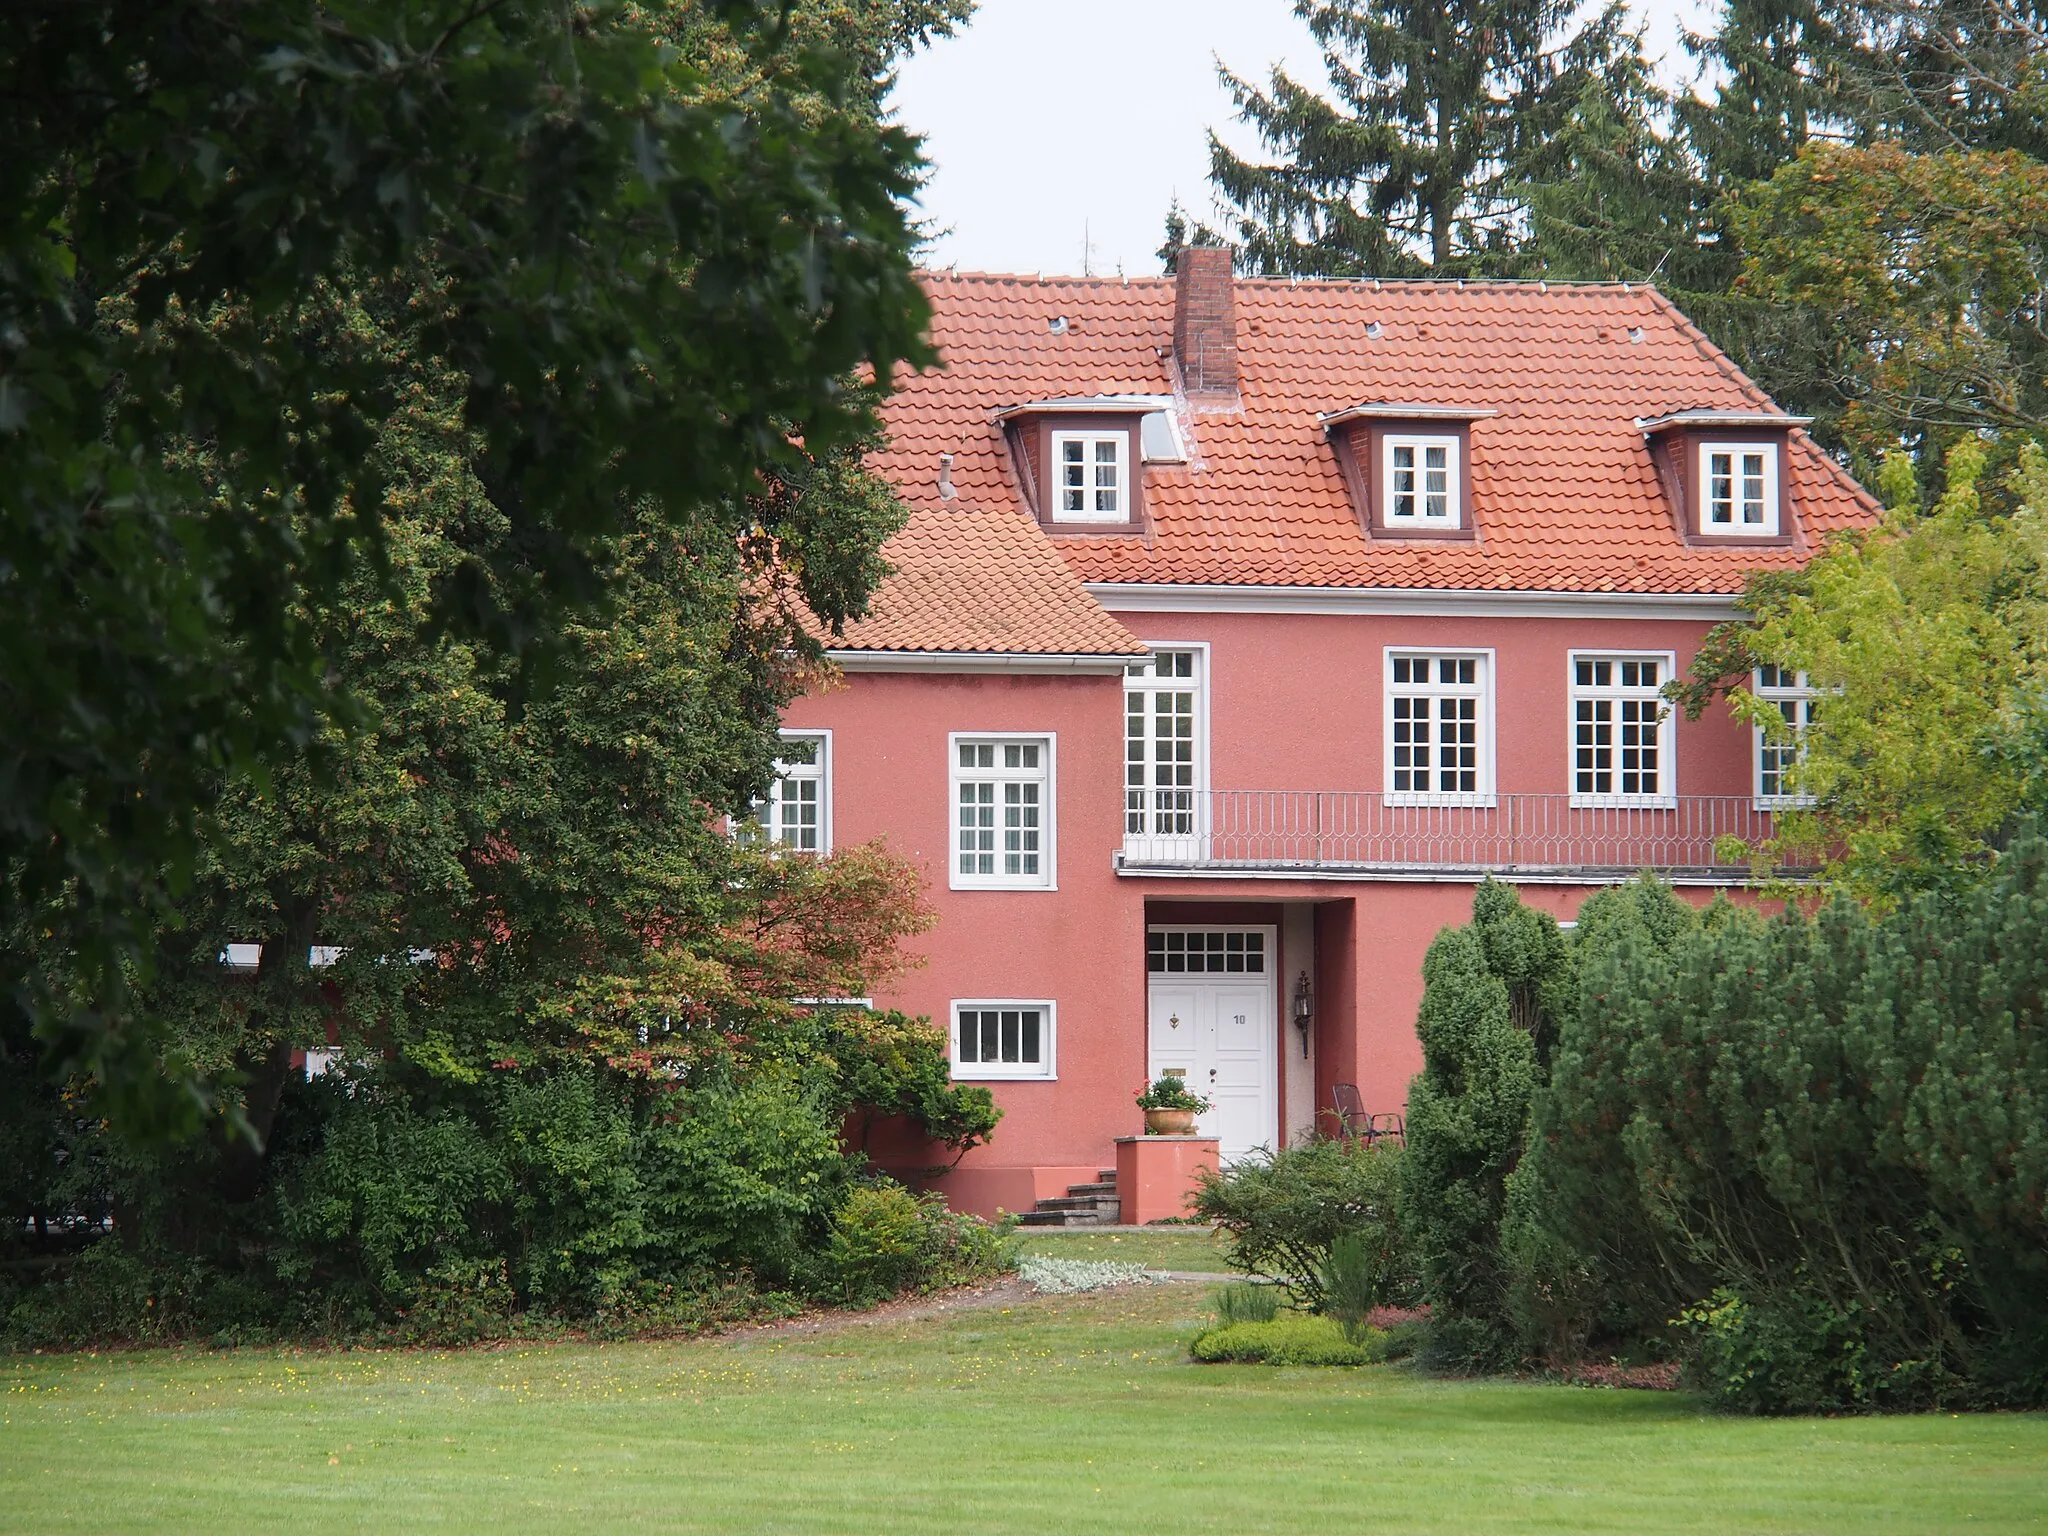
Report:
889,0,1721,279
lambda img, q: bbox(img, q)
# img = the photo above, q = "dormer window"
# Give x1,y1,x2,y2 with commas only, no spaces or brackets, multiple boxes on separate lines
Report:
1702,443,1777,534
1385,435,1459,526
1320,403,1491,542
1637,411,1803,543
1051,431,1127,522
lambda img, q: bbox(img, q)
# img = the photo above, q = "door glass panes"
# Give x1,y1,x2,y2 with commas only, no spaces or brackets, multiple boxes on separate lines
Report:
1147,929,1265,974
1388,654,1484,796
956,1006,1044,1068
1125,649,1200,835
1573,658,1666,798
956,739,1047,881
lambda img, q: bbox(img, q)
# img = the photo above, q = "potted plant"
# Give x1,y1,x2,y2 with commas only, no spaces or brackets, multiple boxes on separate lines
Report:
1135,1073,1212,1135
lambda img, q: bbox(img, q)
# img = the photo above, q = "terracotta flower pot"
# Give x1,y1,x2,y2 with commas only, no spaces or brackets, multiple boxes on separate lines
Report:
1144,1107,1197,1135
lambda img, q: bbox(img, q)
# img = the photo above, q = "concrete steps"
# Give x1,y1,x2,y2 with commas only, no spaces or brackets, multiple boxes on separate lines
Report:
1015,1170,1122,1226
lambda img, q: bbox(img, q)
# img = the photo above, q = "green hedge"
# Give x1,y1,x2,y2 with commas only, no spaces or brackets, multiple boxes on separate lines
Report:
1190,1315,1386,1366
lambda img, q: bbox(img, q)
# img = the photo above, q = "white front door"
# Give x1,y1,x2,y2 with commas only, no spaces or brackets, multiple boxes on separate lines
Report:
1146,927,1279,1162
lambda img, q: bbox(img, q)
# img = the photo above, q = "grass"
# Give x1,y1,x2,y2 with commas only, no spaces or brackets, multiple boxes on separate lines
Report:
2,1283,2045,1534
1011,1223,1235,1271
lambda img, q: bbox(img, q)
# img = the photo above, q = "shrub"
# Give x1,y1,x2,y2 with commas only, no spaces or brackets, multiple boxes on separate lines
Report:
1506,840,2048,1411
817,1184,927,1305
1189,1315,1384,1366
808,1183,1011,1305
1190,1136,1409,1311
1214,1281,1280,1326
402,1257,516,1347
1399,880,1568,1369
1322,1233,1380,1343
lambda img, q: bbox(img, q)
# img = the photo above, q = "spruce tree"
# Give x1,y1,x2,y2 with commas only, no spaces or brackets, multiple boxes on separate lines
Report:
1201,0,1642,275
1522,32,1720,286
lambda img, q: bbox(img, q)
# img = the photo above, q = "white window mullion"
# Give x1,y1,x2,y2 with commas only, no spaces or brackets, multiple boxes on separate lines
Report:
1050,431,1129,523
1125,648,1204,837
1385,651,1493,805
1700,442,1780,534
951,999,1056,1080
1754,665,1817,806
1570,655,1673,806
743,731,830,853
951,735,1056,889
1382,434,1461,528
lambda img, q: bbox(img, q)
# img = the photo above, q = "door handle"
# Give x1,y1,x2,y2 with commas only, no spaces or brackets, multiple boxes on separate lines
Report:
1209,1068,1217,1080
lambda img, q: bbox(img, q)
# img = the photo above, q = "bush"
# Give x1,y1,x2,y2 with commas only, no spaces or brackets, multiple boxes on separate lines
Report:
401,1257,516,1347
1215,1282,1280,1326
1190,1137,1409,1311
1399,880,1567,1370
1190,1315,1386,1366
806,1183,1011,1306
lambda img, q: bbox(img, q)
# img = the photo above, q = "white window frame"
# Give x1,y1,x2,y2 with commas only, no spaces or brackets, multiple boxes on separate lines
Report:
948,733,1057,890
742,729,832,853
1699,442,1779,535
1049,430,1130,523
1568,652,1677,807
1752,665,1818,808
950,998,1057,1081
1124,642,1210,844
1383,649,1496,807
1382,434,1461,528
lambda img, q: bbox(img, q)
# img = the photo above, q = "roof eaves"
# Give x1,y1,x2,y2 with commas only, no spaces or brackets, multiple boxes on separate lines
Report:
1634,409,1813,431
1320,402,1504,428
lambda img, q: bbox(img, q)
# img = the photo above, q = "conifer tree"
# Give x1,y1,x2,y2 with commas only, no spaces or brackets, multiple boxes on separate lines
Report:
1200,0,1643,275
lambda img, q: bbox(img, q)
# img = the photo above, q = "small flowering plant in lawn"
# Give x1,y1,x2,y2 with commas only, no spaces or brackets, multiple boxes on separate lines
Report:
1134,1074,1212,1113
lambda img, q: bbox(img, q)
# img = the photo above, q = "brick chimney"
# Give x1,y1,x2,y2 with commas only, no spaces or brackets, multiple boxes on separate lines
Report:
1173,245,1238,400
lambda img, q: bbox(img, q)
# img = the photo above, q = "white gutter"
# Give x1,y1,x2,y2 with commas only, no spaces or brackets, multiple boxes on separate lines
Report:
827,649,1140,675
1084,583,1747,623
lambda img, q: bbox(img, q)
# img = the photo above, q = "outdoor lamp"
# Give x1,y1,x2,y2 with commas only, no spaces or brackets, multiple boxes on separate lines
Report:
1292,971,1313,1058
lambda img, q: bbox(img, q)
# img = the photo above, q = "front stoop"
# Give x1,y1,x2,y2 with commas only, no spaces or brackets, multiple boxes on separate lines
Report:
1015,1170,1122,1226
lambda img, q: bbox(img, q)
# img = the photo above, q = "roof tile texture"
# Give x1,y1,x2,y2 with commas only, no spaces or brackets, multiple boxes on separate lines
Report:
829,498,1147,656
869,272,1880,601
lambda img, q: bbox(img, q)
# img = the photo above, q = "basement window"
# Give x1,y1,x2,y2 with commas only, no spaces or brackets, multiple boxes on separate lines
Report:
952,1000,1055,1079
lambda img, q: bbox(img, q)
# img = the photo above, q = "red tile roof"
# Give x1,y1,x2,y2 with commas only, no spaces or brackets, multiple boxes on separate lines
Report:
866,272,1879,605
828,498,1147,657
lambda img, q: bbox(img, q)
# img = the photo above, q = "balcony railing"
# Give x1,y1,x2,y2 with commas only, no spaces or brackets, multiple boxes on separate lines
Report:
1117,791,1811,878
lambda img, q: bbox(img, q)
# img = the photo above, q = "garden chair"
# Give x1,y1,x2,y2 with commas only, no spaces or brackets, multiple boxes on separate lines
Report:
1329,1084,1405,1148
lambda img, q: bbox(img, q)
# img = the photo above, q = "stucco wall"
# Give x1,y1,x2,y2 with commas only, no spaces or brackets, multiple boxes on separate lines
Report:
789,608,1768,1214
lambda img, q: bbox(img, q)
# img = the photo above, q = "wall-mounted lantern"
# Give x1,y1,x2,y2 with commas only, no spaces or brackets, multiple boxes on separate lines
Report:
1292,970,1313,1058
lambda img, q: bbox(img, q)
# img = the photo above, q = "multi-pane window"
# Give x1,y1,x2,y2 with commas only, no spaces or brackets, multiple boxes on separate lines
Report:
953,737,1053,887
1050,431,1128,522
1387,652,1489,800
1753,664,1817,804
1571,656,1671,801
952,1001,1054,1079
1702,443,1777,533
1125,649,1202,836
1147,930,1265,974
1384,436,1458,526
743,733,828,852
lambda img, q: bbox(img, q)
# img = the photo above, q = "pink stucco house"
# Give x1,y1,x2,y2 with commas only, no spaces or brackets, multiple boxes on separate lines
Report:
763,251,1879,1219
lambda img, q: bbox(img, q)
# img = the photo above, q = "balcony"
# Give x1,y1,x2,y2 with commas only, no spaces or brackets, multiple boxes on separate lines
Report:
1116,791,1812,881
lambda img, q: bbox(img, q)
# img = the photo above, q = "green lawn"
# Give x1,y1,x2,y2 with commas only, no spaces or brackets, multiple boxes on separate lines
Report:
3,1282,2044,1534
1012,1223,1235,1271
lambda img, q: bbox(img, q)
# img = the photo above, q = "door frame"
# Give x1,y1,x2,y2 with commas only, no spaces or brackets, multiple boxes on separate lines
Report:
1144,923,1280,1159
